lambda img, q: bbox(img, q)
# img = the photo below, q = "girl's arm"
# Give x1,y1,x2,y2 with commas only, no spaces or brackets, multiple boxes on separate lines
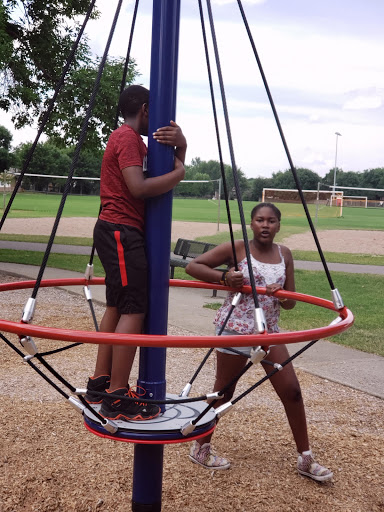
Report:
186,241,243,289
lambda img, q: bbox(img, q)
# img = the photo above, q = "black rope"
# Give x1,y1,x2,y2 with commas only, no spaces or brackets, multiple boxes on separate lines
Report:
39,342,82,357
86,294,100,331
5,331,108,422
192,339,319,425
185,348,214,389
205,0,260,309
232,339,319,405
236,0,336,290
85,0,139,328
198,0,237,269
0,0,97,231
0,332,217,407
87,245,97,268
191,357,255,426
28,350,110,421
30,0,124,300
184,298,241,389
85,389,216,406
1,332,70,400
114,0,140,128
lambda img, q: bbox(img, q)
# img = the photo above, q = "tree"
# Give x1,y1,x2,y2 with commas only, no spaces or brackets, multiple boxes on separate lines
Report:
1,1,94,116
323,169,362,193
361,168,384,198
272,168,322,190
0,2,139,151
46,57,139,151
185,158,249,199
12,140,103,193
13,141,71,191
0,124,12,170
248,176,273,202
65,146,103,194
322,167,384,198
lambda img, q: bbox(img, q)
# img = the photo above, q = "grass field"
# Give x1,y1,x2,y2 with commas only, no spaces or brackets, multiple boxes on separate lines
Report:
2,193,384,231
1,193,383,357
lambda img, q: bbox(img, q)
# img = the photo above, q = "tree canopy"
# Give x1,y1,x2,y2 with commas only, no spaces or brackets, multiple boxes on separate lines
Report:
0,1,139,151
12,139,102,193
177,157,249,199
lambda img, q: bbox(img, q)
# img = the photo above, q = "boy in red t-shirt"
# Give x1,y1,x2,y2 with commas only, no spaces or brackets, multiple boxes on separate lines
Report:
85,85,186,421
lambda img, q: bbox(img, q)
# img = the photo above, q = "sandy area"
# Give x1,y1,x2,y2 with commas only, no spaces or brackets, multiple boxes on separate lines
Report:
0,272,383,511
0,217,242,244
2,216,384,255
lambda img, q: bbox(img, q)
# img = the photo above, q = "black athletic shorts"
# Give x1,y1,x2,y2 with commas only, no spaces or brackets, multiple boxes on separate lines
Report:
94,218,148,315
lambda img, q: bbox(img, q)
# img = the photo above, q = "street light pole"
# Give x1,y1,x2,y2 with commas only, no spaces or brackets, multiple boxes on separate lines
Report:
332,132,342,204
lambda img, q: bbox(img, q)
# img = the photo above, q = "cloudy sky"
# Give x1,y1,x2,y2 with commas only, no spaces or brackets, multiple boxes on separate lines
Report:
5,0,384,179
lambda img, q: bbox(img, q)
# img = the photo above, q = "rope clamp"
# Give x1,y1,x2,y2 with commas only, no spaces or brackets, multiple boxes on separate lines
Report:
84,263,94,281
179,383,192,398
231,292,242,307
250,346,269,364
206,391,224,400
20,336,37,356
68,397,85,414
215,402,233,419
22,297,36,323
102,419,118,434
181,421,196,436
83,286,92,301
254,307,267,334
332,288,344,310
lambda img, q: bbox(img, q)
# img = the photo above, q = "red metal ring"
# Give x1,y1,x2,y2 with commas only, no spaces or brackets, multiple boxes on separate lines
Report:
0,278,354,347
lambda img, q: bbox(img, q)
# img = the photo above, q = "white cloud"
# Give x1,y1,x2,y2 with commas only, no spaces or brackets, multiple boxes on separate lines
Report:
343,89,384,110
2,1,384,178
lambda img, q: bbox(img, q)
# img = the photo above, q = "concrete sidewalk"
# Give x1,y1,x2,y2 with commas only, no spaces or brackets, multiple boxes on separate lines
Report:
1,262,383,400
2,240,384,275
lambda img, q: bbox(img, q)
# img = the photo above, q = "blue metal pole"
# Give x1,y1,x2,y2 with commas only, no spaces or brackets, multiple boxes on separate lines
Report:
132,2,180,511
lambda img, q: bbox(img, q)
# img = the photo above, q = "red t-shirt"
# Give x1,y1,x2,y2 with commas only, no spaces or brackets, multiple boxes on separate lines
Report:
99,124,147,231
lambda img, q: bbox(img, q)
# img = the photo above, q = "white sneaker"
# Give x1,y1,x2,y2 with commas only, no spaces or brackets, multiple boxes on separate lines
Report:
297,450,333,482
189,441,230,470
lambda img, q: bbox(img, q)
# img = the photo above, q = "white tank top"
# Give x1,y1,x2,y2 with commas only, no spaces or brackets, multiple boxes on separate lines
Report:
214,245,286,334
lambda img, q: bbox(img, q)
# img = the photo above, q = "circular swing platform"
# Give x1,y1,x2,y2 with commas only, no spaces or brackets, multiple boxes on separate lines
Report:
83,394,216,444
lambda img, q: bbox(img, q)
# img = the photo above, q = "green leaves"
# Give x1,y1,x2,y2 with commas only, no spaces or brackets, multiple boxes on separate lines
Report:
1,1,138,152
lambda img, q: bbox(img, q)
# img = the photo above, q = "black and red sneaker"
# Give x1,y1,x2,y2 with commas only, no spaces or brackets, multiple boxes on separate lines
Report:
100,387,161,421
84,375,110,404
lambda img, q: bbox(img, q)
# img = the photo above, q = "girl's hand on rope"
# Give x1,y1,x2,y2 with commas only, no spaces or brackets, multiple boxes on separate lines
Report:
226,268,243,289
153,121,187,150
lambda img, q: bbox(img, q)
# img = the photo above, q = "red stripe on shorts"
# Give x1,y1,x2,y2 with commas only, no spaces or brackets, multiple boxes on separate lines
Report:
114,231,128,286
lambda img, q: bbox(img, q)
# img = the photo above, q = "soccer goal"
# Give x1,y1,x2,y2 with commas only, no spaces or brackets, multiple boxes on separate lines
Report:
322,185,384,209
261,187,344,218
262,187,343,205
342,196,368,208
